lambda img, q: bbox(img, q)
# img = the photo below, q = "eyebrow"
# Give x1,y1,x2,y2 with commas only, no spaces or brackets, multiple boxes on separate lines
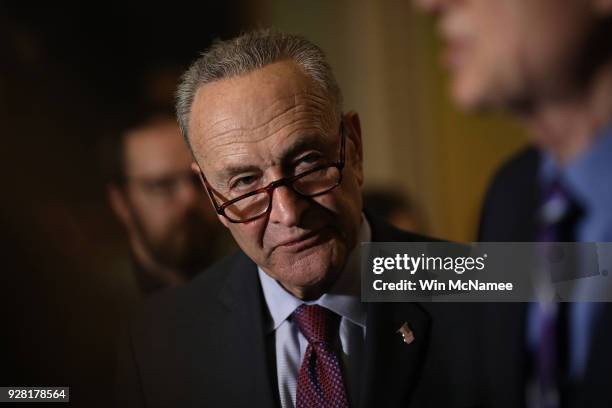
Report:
215,133,331,182
217,164,262,182
280,134,330,162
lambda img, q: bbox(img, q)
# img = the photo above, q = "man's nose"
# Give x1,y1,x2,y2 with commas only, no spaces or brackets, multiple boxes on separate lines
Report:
269,185,309,227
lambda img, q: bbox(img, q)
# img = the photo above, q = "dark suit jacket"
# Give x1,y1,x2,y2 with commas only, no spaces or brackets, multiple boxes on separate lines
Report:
478,147,612,408
116,213,484,407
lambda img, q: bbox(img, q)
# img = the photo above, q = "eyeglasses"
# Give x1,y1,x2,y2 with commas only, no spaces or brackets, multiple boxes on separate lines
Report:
125,171,200,201
196,121,347,223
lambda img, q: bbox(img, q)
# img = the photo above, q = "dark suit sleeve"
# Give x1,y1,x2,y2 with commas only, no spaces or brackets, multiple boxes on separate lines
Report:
115,320,146,408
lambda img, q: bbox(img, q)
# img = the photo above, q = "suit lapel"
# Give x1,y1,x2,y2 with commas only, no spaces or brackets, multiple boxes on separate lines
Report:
359,302,431,408
359,214,433,408
216,252,280,408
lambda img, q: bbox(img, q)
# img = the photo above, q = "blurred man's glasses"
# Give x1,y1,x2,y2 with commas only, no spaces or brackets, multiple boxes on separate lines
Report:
197,121,347,223
126,171,200,200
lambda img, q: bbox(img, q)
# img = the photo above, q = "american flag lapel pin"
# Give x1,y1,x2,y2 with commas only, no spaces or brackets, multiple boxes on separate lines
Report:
397,322,414,345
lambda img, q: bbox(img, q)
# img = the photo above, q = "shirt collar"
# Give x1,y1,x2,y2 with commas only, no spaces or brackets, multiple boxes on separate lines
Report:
258,214,371,333
539,123,612,216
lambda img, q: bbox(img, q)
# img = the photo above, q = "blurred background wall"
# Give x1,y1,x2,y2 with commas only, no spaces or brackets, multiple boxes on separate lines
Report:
1,2,527,406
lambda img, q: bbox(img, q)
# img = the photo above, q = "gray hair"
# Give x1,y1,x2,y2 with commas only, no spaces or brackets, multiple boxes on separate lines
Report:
175,28,343,146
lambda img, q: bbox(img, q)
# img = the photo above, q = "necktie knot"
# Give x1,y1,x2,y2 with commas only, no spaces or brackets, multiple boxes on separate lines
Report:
292,304,338,345
538,179,583,242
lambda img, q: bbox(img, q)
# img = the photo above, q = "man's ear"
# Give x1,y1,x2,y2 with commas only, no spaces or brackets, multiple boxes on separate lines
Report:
344,111,364,186
191,162,203,180
108,184,133,230
191,162,231,229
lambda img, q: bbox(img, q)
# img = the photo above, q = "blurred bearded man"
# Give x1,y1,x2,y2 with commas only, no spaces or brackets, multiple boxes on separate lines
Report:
107,114,233,294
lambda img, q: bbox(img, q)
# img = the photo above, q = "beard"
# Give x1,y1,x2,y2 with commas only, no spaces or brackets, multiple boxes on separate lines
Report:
130,208,219,278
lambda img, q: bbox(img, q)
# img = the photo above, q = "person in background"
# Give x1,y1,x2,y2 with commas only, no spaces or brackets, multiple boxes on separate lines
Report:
106,113,234,295
363,188,427,233
416,0,612,406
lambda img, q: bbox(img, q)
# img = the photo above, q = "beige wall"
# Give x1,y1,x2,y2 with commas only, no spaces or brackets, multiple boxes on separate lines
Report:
263,0,528,241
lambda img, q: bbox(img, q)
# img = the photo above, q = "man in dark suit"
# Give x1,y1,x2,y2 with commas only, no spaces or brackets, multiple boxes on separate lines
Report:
116,29,483,407
416,0,612,406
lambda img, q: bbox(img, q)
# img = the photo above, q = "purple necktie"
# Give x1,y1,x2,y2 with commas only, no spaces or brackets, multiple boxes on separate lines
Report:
292,305,349,408
535,179,580,408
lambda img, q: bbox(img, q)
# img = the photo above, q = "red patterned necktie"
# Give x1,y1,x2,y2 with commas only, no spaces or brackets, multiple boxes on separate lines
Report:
292,304,350,408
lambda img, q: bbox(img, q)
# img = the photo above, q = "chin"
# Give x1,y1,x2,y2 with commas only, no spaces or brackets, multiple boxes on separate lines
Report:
273,241,346,295
455,81,514,113
452,76,484,111
450,64,497,110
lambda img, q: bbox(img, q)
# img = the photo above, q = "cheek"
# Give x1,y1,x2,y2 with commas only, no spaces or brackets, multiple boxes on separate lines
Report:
450,2,523,104
228,222,266,254
129,195,164,229
316,177,362,219
144,211,176,238
317,182,362,241
523,13,589,81
471,24,515,78
504,0,590,93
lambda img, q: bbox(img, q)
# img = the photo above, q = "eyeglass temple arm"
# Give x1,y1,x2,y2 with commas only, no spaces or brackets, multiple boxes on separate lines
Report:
195,165,224,213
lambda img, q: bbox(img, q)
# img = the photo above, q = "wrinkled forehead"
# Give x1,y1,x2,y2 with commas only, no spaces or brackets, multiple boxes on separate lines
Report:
187,61,338,173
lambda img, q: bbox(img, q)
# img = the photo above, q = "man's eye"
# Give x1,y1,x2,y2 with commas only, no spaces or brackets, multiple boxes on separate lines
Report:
295,153,324,172
300,153,322,163
144,179,175,195
232,175,258,189
297,153,325,167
